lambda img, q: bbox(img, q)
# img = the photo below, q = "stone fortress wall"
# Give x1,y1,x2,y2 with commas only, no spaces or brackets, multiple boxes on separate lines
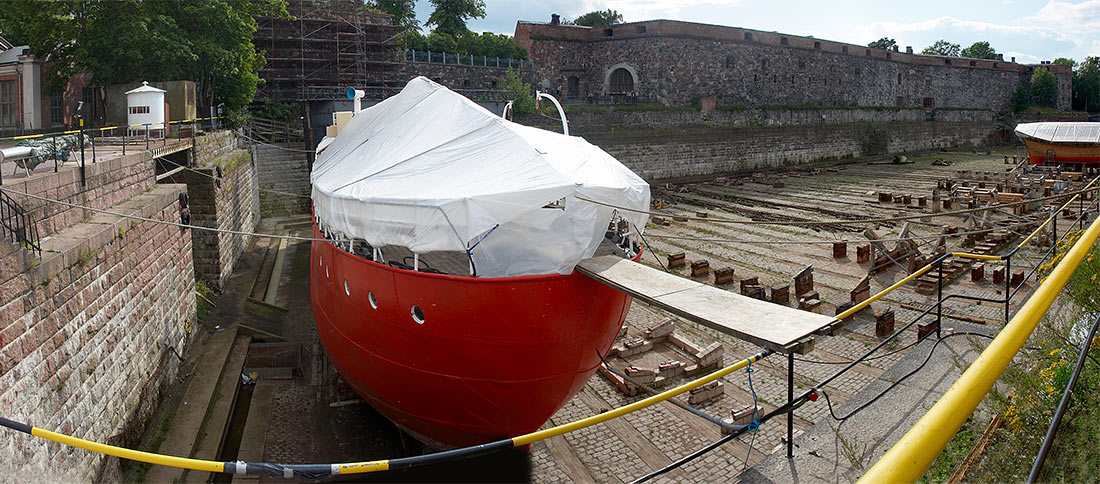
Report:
514,19,1072,111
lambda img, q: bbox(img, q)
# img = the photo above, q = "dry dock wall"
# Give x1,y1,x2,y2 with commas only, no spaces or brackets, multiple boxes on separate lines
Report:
0,185,195,482
519,108,998,181
253,142,311,217
179,149,260,290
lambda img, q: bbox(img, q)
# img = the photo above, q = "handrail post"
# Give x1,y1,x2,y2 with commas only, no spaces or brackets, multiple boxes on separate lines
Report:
1004,255,1011,323
787,352,794,458
1081,193,1085,231
936,259,944,338
79,127,86,187
1052,206,1058,247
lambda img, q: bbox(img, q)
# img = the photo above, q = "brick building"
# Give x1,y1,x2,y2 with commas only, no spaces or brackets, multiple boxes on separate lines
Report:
514,18,1072,111
0,36,99,135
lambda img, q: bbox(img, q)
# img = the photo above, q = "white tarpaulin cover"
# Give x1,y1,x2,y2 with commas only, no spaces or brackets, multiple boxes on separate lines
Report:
311,77,650,277
1015,122,1100,144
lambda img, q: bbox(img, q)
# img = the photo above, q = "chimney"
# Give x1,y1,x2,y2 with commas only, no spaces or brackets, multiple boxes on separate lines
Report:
1011,56,1016,63
997,53,1004,61
905,46,913,54
893,45,899,52
550,13,560,25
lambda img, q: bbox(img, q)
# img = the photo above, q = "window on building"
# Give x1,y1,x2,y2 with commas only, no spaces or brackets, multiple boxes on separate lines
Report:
725,55,736,68
799,60,805,70
865,49,872,57
0,80,17,127
609,68,634,94
897,73,902,85
50,90,63,125
744,32,753,41
842,46,849,54
129,106,150,114
815,41,821,50
895,95,904,107
463,79,471,87
886,53,892,60
491,80,498,88
780,37,789,46
922,97,935,109
993,62,999,68
82,86,93,113
761,59,768,71
945,59,952,65
636,25,646,34
603,28,613,37
969,60,976,67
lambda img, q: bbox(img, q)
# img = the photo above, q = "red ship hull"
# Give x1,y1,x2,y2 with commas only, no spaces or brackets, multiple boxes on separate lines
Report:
309,221,636,447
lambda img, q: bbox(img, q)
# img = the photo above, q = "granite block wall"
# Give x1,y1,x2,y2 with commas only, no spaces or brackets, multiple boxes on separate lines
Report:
0,185,195,482
253,142,311,217
179,149,260,290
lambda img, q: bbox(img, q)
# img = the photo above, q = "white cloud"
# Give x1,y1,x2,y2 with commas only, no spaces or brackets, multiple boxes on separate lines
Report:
1002,51,1041,63
1027,0,1100,35
577,0,742,21
853,15,1074,44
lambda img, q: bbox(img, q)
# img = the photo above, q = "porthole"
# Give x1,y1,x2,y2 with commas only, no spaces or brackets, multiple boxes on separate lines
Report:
368,292,378,309
411,306,425,324
344,280,350,296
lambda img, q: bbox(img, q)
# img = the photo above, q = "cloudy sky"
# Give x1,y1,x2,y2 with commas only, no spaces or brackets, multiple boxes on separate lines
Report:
411,0,1100,64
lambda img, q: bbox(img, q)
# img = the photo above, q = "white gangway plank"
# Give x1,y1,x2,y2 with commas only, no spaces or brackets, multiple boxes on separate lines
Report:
576,256,840,354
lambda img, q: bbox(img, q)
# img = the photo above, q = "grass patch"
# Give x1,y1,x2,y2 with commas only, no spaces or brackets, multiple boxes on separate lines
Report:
195,280,216,320
920,416,980,483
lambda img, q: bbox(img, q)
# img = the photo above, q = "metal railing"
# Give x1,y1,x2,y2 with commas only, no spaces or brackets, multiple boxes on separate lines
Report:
296,85,509,103
856,192,1100,482
0,188,41,256
404,49,532,69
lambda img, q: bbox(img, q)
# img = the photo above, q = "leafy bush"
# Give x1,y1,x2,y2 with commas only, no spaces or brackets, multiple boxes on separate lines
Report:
500,68,534,115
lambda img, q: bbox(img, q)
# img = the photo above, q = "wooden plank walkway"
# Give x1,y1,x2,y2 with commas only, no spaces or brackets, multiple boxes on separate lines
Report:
576,256,840,353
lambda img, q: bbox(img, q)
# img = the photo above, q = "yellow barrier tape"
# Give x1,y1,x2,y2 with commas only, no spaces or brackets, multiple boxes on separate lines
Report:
510,352,764,447
858,215,1100,483
31,427,224,473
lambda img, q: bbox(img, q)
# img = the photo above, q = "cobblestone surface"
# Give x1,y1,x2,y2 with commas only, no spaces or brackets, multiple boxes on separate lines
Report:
531,151,1076,482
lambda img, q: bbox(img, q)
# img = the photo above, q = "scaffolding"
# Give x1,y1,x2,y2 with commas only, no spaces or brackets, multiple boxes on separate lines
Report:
254,0,403,101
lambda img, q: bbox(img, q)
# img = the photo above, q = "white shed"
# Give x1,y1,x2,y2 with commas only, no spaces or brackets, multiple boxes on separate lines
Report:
126,81,167,136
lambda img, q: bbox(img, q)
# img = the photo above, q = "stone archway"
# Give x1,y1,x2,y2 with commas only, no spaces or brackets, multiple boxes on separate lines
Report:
603,63,638,95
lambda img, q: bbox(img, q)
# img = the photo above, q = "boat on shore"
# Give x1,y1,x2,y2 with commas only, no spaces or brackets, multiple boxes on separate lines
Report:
309,77,650,447
1014,122,1100,168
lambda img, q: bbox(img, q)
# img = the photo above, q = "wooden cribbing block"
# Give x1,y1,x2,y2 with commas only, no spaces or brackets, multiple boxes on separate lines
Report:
835,301,855,320
644,319,675,340
740,277,759,293
667,252,686,269
770,285,790,304
687,381,724,404
903,195,912,204
943,199,953,210
878,192,892,202
657,360,684,379
832,241,847,258
731,404,764,426
992,267,1005,285
743,285,766,300
1010,270,1025,288
799,298,821,313
652,216,671,226
917,196,927,207
917,321,938,341
794,266,814,296
850,275,871,304
624,366,657,386
856,244,871,263
690,259,710,277
714,267,736,286
876,310,895,338
696,211,708,218
971,264,985,282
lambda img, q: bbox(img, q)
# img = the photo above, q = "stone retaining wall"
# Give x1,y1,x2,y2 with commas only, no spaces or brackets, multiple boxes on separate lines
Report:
0,185,196,482
192,130,238,167
180,149,259,290
253,142,310,217
582,121,997,181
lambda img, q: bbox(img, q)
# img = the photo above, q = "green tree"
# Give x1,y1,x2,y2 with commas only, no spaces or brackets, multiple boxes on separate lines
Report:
1031,67,1057,108
426,0,485,37
961,41,997,59
373,0,419,32
1053,57,1077,69
867,37,896,50
1072,56,1100,112
573,9,623,27
1012,86,1030,112
922,40,960,56
0,0,288,119
501,68,534,115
